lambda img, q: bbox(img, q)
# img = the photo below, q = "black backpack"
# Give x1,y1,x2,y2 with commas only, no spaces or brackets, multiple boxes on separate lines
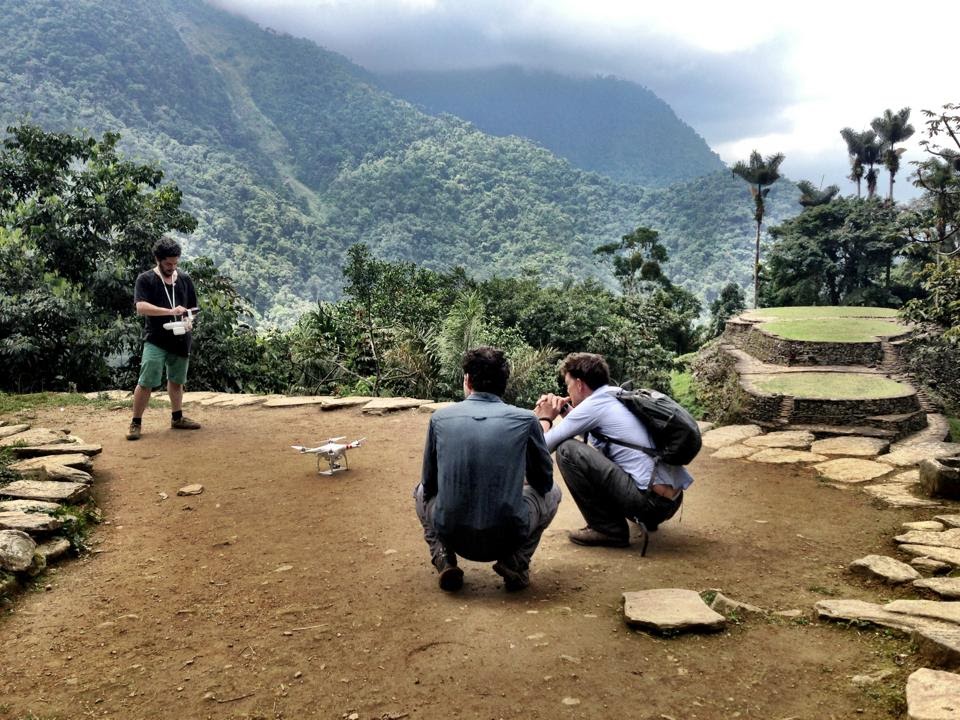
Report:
591,388,702,466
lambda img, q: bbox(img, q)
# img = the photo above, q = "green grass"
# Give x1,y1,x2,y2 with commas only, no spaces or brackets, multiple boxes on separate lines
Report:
754,372,913,399
670,370,704,419
949,417,960,443
758,317,909,342
742,306,901,320
0,392,105,414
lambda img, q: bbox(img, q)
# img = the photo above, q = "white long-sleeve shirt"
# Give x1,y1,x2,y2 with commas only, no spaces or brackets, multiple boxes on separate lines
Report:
543,385,694,492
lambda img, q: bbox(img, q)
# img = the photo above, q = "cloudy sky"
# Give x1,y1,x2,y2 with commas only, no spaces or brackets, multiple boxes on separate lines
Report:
213,0,957,198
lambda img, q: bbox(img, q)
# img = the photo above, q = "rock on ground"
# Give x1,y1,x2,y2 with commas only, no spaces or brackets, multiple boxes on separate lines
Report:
814,458,893,483
848,555,920,584
36,537,71,562
0,511,63,533
884,600,960,625
711,444,758,459
622,589,726,633
747,449,828,464
810,436,890,457
701,425,763,449
895,529,960,550
935,515,960,529
899,544,960,568
320,397,374,411
177,484,204,496
904,521,947,532
0,480,89,503
862,484,941,509
912,557,953,575
0,530,38,572
361,397,432,414
708,591,765,616
879,442,960,468
920,458,960,500
742,431,815,449
914,578,960,600
0,500,62,514
262,396,333,408
906,668,960,720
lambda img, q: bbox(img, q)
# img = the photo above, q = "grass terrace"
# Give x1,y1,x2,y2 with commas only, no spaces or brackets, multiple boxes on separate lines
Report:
740,306,910,342
752,372,914,400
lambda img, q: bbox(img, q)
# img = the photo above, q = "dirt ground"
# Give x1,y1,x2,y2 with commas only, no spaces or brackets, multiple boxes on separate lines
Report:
0,401,938,719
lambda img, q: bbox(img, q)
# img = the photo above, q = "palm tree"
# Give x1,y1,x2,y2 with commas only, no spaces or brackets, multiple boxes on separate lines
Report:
871,107,915,202
797,179,840,208
731,150,785,308
840,128,880,198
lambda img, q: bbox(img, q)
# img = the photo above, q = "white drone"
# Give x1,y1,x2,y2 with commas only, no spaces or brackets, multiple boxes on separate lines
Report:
291,436,365,475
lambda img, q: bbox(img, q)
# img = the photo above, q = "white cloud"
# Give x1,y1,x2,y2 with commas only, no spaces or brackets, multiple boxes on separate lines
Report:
215,0,958,196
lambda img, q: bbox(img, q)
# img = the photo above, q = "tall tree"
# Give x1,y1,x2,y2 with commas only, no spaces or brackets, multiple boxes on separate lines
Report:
840,128,875,198
797,179,840,208
731,150,785,308
871,107,915,202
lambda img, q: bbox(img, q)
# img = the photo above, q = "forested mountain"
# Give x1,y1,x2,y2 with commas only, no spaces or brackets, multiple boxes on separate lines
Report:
0,0,797,322
379,66,726,187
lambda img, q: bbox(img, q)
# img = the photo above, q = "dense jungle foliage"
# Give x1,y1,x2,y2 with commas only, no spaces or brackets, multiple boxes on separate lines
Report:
378,66,725,187
0,0,800,323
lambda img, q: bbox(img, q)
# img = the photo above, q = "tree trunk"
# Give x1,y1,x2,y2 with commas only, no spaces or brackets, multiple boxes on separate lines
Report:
754,220,761,309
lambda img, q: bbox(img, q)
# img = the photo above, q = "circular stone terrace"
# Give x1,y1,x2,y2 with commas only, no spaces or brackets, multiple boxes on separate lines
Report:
721,307,926,436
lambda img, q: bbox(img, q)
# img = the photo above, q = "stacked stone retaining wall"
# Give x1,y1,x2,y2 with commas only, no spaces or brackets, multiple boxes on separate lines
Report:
724,321,884,366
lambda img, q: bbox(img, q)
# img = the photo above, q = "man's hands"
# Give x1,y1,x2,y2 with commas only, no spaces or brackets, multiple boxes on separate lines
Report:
534,393,570,423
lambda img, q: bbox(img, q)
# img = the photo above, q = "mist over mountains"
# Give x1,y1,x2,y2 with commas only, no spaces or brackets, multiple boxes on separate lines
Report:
1,0,799,323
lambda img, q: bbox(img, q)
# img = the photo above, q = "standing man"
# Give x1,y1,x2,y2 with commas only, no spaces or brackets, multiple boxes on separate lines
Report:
126,237,201,440
534,353,692,549
415,346,561,592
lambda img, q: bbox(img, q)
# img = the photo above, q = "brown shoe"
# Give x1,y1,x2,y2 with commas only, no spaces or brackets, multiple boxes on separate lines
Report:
171,416,201,430
125,422,141,441
568,527,629,548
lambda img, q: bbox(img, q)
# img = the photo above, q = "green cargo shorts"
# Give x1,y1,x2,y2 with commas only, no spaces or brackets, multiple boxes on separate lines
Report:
137,342,190,388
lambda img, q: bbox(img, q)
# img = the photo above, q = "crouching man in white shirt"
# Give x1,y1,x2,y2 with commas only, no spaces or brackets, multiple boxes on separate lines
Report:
534,352,692,549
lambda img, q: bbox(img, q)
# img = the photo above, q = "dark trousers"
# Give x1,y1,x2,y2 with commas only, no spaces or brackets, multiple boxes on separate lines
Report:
555,439,682,539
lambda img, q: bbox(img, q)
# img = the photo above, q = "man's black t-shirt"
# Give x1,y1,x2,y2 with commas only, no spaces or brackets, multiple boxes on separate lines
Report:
133,269,198,358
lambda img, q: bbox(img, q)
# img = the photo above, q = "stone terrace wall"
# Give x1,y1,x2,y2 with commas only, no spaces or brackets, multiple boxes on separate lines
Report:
789,395,920,424
723,321,882,366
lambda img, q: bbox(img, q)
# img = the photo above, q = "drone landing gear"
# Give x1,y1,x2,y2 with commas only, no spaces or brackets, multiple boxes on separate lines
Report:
317,454,349,475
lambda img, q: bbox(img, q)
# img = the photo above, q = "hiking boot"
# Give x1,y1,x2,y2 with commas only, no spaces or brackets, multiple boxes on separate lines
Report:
126,422,141,441
492,560,529,592
568,526,629,548
171,416,201,430
438,558,464,592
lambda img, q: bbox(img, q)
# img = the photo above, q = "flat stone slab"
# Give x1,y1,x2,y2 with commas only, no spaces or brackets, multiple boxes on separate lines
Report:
849,555,920,584
935,515,960,529
711,444,758,460
214,394,269,407
262,395,334,408
10,443,102,457
879,442,960,468
36,537,71,562
913,558,953,575
708,591,765,616
885,600,960,626
900,545,960,568
83,389,132,400
181,392,221,403
622,589,726,633
0,500,61,514
810,436,890,457
9,454,92,478
896,529,960,550
0,530,38,572
915,578,960,599
320,396,374,411
891,470,921,484
0,480,88,503
863,484,941,508
177,484,204,496
814,458,893,483
419,402,455,414
816,599,960,666
743,430,815,449
906,668,960,720
701,424,763,449
696,421,715,433
45,464,94,484
905,521,947,532
0,428,68,449
362,397,432,414
747,448,828,464
0,424,30,439
0,511,62,533
198,393,239,406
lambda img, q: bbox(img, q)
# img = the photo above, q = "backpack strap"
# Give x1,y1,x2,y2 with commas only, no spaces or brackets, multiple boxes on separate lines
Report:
589,428,662,459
